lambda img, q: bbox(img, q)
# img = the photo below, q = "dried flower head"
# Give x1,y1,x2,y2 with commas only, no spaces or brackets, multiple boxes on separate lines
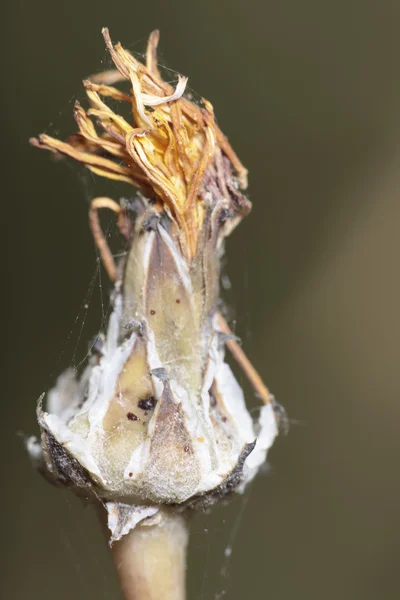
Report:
32,29,249,260
28,29,279,542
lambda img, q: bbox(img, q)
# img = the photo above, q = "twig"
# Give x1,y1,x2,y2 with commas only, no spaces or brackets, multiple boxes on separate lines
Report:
88,196,121,281
111,511,189,600
216,312,271,404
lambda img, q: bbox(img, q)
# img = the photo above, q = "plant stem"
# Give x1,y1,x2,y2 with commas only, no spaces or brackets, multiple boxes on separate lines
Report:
111,510,189,600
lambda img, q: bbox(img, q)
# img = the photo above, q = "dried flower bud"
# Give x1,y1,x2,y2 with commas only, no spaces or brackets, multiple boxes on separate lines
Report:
29,29,279,541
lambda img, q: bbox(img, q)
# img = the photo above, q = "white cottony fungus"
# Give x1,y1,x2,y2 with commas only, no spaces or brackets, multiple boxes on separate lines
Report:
29,28,281,544
35,219,278,519
106,502,160,543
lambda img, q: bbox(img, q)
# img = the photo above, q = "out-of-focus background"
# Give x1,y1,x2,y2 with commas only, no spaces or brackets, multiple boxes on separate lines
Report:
2,1,400,598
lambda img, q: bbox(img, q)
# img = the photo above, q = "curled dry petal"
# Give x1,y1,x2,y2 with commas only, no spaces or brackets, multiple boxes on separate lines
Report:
30,28,248,260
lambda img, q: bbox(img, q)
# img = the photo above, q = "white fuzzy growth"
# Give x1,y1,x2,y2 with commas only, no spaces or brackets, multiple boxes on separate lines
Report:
106,502,159,542
239,403,278,490
146,325,167,399
41,287,278,504
157,224,193,296
26,436,42,468
44,295,136,485
142,231,155,288
172,380,221,495
47,369,81,424
214,362,255,444
86,333,136,431
43,412,104,481
69,296,137,433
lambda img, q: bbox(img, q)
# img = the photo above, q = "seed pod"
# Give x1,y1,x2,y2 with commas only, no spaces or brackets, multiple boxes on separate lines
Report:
29,28,279,541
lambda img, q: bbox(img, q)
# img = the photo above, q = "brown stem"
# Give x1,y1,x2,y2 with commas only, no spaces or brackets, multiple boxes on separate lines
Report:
216,312,271,404
111,511,189,600
88,196,121,282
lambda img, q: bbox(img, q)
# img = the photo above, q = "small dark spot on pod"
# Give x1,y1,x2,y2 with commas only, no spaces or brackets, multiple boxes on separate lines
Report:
176,299,181,304
127,412,139,421
129,472,133,477
184,445,190,452
218,207,231,226
150,309,156,315
138,397,157,411
222,416,227,423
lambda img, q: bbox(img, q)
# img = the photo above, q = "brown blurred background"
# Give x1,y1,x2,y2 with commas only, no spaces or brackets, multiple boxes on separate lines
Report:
2,1,400,598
